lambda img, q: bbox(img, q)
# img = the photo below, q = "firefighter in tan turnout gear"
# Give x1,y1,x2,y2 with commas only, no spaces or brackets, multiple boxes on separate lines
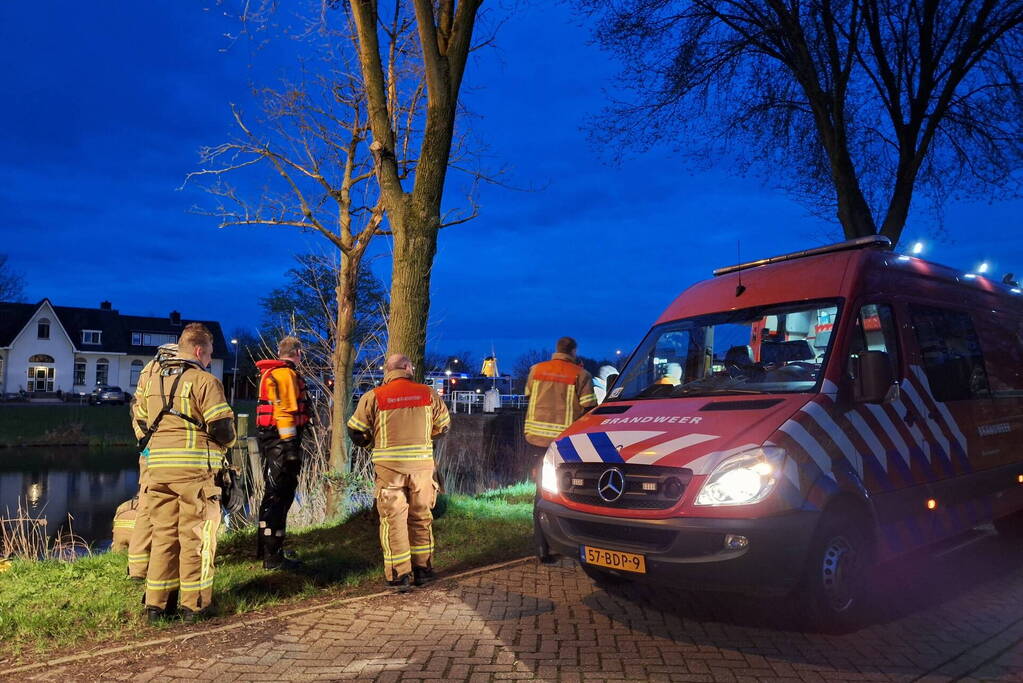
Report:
524,336,597,455
126,342,178,580
136,323,235,622
347,354,451,592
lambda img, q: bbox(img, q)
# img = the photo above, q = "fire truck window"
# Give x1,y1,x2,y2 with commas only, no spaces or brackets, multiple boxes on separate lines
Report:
972,314,1023,397
609,300,840,400
909,305,990,401
849,304,900,376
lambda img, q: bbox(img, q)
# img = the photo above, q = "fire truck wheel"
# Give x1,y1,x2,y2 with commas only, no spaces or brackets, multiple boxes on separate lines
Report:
994,509,1023,538
799,514,869,632
580,563,630,590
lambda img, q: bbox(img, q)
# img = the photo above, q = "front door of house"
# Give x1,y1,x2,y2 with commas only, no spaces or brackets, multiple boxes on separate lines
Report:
28,366,55,392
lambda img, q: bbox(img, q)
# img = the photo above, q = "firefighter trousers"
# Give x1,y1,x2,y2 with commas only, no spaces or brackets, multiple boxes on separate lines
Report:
256,431,302,559
145,476,221,612
127,454,153,579
374,465,438,581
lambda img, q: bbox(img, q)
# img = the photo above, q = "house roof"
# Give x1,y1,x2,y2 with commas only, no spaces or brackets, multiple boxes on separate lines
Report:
0,299,230,360
0,302,36,348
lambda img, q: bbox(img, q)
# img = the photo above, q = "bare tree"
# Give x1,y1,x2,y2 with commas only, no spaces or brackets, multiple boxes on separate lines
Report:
0,254,26,302
349,0,485,374
579,0,1023,246
188,19,414,472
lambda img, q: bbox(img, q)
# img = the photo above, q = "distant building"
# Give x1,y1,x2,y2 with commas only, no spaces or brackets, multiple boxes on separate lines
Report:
0,299,229,397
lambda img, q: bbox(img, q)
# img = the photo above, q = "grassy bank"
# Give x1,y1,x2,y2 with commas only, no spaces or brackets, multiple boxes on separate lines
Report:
0,401,259,447
0,482,534,661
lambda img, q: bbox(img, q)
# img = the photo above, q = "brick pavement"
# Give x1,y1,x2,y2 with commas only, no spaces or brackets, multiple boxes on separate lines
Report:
10,530,1023,682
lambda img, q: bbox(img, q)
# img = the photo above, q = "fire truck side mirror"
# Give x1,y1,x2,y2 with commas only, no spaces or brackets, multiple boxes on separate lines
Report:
850,350,896,404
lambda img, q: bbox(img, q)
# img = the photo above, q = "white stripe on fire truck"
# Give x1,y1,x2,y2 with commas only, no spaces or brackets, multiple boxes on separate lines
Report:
566,434,604,463
778,419,835,481
845,410,889,473
909,365,967,455
626,433,719,465
899,380,951,461
886,396,931,462
567,430,664,463
802,401,863,478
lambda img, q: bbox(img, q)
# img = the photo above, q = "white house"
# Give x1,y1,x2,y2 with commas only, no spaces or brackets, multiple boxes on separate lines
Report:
0,299,228,398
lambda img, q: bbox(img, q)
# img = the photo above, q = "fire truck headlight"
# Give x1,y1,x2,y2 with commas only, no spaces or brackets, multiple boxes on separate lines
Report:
695,447,785,506
541,449,559,495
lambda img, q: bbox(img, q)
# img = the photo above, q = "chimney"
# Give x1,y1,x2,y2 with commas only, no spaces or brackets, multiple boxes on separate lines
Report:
100,301,112,311
170,311,182,326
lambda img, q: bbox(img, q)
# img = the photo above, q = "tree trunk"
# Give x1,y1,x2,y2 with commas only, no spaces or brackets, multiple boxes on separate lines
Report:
878,155,921,248
329,249,363,473
325,249,364,519
386,205,438,381
832,153,877,240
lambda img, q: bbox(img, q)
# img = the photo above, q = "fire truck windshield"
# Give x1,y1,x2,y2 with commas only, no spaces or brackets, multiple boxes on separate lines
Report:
611,300,841,400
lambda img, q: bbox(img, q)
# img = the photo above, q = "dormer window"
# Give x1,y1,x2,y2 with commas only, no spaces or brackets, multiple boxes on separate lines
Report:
37,318,50,339
82,330,102,345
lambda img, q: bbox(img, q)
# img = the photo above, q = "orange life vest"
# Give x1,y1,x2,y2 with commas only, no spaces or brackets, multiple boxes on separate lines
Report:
255,359,311,430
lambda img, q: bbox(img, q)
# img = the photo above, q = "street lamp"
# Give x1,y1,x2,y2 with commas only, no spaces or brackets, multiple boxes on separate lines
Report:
230,339,239,405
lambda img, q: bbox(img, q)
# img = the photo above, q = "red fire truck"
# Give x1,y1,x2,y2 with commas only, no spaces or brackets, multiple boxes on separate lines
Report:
534,236,1023,626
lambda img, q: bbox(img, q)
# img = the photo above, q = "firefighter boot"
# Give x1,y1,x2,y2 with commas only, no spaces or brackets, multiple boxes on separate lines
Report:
387,573,413,594
413,566,436,587
180,607,210,624
262,532,304,571
146,607,168,625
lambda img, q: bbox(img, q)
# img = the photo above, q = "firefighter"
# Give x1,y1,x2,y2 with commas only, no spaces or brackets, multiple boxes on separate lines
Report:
254,336,311,570
347,353,451,592
523,337,597,457
127,342,177,580
111,497,138,552
138,323,235,623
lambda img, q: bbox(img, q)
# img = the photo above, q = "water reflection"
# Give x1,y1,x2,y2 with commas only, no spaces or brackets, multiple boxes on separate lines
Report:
0,447,140,548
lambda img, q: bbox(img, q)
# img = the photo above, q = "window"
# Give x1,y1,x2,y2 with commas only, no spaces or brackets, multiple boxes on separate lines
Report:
81,330,102,345
96,358,109,386
74,358,87,386
848,304,900,377
910,305,989,401
37,318,50,339
29,354,54,363
973,315,1023,397
132,332,177,347
130,360,144,386
611,300,840,400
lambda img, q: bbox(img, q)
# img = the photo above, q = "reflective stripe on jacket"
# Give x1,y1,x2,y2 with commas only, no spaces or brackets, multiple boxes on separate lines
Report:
347,370,451,471
140,361,234,483
524,353,596,447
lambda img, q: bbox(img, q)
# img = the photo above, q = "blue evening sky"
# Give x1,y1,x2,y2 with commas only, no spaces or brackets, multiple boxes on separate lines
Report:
2,2,1021,367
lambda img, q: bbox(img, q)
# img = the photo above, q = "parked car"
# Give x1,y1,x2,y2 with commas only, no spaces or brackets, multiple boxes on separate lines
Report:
91,385,126,405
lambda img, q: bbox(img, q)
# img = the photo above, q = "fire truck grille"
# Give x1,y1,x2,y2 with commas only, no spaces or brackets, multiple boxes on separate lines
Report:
561,518,677,551
557,463,692,511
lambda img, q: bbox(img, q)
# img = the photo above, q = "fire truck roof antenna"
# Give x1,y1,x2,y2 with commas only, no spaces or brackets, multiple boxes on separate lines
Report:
735,240,747,297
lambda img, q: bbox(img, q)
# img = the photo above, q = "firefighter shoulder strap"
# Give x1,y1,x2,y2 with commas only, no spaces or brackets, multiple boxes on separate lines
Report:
137,363,203,450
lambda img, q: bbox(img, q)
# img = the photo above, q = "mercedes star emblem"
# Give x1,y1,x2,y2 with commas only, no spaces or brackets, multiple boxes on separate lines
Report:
597,468,626,503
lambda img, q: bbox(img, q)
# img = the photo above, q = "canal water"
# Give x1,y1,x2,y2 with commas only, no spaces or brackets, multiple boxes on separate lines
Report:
0,447,140,549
